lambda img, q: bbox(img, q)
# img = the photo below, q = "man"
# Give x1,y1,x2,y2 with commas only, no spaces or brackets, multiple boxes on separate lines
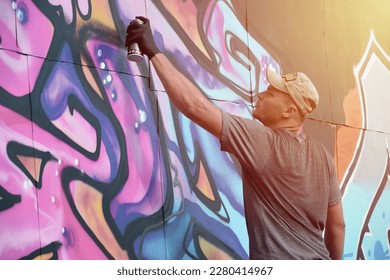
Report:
126,17,345,260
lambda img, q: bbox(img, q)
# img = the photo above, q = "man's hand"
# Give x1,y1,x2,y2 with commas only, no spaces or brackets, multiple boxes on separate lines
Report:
126,16,161,59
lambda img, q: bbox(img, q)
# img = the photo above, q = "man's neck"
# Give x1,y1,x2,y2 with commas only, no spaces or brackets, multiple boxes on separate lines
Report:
270,120,304,133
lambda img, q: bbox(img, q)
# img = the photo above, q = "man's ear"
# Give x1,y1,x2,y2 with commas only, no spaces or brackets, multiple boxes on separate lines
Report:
282,104,299,118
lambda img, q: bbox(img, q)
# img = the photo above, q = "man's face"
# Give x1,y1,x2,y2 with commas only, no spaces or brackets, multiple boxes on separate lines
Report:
253,85,293,127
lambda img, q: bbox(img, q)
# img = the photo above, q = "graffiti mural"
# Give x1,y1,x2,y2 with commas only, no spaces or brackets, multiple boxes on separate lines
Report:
0,0,268,260
338,32,390,260
0,0,389,260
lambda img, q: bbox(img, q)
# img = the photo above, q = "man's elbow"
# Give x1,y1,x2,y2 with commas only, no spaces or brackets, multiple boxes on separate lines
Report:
337,218,346,233
185,97,207,121
330,219,346,238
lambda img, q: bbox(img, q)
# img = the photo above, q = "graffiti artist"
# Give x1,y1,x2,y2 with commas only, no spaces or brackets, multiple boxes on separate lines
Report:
125,16,345,260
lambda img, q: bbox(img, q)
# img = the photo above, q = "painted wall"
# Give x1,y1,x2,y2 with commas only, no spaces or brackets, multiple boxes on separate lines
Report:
0,0,388,260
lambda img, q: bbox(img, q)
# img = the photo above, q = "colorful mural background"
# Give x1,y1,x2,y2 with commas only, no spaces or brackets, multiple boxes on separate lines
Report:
0,0,389,260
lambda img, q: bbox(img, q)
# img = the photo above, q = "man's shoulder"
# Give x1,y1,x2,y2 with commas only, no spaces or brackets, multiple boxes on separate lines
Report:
303,134,336,167
221,110,262,127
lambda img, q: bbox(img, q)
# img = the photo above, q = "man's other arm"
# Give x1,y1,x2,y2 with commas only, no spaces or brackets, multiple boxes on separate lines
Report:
324,202,345,259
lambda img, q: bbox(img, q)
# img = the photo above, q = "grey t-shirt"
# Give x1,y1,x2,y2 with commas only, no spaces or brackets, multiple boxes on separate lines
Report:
220,110,341,259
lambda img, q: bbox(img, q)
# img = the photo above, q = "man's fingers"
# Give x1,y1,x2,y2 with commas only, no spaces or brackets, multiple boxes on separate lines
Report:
135,16,148,24
126,22,136,33
125,17,152,49
126,16,147,32
125,32,140,47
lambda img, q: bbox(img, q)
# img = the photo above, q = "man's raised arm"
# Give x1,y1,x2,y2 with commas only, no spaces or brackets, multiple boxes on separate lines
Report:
126,17,222,139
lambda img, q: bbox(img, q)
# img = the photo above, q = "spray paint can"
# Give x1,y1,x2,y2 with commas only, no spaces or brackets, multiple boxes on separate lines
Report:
127,18,144,62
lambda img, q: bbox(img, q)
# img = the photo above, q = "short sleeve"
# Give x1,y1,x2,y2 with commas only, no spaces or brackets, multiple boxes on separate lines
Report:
326,153,342,207
219,109,273,171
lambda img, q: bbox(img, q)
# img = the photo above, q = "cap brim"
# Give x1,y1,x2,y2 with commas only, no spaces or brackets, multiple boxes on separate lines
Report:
267,69,288,93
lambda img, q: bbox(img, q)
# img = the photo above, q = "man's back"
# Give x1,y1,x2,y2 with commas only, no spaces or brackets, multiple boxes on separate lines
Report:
220,111,341,259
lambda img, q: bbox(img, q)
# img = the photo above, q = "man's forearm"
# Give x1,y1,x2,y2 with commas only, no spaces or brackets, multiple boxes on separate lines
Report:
150,53,203,117
324,202,345,259
324,225,345,259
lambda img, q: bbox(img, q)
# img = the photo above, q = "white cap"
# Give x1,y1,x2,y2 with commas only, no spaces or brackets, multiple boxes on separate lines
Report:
267,69,319,116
